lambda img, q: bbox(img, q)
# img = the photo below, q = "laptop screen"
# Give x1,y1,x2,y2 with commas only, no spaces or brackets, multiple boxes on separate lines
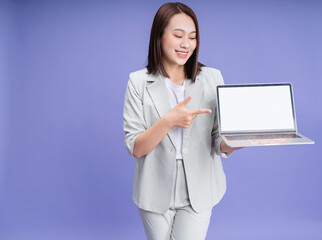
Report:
217,84,296,133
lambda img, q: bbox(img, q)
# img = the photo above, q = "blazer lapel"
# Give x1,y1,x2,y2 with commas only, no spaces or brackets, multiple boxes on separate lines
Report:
146,74,176,148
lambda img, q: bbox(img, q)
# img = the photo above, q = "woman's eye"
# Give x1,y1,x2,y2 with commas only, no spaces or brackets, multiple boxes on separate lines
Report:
174,35,183,38
190,37,196,40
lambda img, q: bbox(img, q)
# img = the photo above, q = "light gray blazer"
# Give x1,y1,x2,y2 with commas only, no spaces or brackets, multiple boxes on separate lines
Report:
123,67,228,214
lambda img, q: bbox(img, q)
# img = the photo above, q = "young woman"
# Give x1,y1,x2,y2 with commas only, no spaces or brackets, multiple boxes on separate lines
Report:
123,2,241,240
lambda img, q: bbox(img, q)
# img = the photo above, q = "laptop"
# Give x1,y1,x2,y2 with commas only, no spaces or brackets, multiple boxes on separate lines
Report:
216,83,314,147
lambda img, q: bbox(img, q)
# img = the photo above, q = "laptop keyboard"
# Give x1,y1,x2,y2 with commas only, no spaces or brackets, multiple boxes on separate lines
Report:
225,133,301,141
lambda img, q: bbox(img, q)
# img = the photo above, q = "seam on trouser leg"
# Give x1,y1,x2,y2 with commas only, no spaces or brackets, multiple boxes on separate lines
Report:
170,212,177,240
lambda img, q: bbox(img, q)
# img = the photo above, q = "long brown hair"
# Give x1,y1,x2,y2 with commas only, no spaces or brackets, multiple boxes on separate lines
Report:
146,2,204,83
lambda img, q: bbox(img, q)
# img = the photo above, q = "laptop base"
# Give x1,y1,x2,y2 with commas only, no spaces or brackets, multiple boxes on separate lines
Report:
221,133,315,148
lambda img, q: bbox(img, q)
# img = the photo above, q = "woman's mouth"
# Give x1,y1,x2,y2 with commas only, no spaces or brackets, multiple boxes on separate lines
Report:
175,50,189,58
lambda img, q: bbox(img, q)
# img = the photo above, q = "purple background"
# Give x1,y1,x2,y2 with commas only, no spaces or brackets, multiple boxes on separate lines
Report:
1,0,321,239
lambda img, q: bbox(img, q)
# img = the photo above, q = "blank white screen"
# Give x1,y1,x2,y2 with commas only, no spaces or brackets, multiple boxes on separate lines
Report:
218,85,295,132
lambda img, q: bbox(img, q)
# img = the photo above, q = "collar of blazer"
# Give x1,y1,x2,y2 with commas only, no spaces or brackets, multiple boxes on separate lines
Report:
146,70,205,149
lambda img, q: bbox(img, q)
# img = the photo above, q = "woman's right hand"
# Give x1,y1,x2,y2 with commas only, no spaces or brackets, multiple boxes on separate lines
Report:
164,96,212,128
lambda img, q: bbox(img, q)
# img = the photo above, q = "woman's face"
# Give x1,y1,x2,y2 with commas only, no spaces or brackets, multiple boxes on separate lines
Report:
161,13,197,68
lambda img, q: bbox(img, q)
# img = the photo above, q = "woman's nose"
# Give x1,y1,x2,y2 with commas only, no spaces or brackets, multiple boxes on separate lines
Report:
180,37,189,48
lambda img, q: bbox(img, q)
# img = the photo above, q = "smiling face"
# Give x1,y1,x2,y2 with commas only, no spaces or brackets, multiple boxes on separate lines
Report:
161,13,197,69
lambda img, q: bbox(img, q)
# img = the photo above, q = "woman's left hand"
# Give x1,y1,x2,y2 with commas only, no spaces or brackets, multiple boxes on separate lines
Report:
220,141,243,155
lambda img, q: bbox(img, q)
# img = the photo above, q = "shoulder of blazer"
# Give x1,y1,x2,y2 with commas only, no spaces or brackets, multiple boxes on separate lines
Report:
199,66,220,77
199,66,223,85
127,68,148,96
129,68,149,82
128,68,159,87
128,68,161,94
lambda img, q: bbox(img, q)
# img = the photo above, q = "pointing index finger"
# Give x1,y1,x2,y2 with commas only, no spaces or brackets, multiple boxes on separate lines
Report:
192,109,212,115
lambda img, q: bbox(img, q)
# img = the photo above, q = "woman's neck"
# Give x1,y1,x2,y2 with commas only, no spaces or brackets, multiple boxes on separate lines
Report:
163,63,186,86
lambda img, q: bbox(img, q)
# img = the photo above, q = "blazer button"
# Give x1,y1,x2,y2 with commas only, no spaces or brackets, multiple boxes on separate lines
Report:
182,148,188,154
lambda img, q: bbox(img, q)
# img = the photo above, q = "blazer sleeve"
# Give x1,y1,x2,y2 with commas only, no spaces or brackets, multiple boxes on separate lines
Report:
211,69,232,158
123,74,147,157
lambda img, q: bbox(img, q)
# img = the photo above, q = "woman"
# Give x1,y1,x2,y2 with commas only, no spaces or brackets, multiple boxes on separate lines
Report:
123,2,241,239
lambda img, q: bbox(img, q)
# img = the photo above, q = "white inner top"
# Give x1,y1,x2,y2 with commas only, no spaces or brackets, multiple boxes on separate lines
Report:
165,78,185,159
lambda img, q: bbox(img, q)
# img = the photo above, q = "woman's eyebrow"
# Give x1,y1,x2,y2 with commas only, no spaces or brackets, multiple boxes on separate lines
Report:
173,28,196,34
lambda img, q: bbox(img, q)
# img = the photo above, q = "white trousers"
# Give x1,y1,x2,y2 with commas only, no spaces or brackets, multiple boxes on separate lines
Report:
139,160,212,240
